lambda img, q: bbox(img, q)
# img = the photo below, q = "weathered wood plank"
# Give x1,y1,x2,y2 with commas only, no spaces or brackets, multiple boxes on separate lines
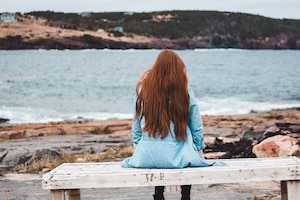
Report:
45,157,300,175
42,157,300,190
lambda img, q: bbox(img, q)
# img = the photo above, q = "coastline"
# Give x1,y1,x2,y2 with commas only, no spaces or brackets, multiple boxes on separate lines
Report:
0,107,299,170
1,11,300,50
0,108,298,199
1,107,299,141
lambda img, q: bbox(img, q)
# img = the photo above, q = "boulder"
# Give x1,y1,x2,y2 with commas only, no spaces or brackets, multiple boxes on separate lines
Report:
252,135,299,157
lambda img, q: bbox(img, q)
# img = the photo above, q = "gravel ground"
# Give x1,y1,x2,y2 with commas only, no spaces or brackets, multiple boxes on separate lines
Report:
0,173,281,200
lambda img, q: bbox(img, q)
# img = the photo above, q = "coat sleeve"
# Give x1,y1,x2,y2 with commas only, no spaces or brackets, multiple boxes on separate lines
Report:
132,119,142,147
188,86,205,150
131,94,142,147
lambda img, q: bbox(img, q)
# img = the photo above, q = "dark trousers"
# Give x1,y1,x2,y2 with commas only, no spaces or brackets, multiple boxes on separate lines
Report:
154,185,191,200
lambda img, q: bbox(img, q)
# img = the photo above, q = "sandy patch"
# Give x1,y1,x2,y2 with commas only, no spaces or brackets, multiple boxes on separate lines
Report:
0,15,154,43
2,173,41,181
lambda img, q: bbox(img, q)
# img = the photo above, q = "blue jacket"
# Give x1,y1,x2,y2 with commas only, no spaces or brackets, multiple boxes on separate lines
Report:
121,86,222,168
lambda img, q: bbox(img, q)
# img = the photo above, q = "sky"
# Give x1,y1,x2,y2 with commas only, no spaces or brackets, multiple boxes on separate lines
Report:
0,0,300,20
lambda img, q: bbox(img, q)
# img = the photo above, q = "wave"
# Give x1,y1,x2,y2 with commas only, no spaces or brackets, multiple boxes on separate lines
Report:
0,106,132,125
1,98,300,125
197,97,300,116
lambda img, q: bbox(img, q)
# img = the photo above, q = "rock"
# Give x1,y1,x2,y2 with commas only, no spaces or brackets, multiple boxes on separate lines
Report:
257,126,283,142
0,118,9,123
265,126,281,134
241,129,265,139
0,134,132,171
275,122,300,128
0,119,132,141
288,125,300,133
0,108,299,172
0,149,8,162
1,149,30,170
252,135,299,157
219,138,255,159
204,136,255,159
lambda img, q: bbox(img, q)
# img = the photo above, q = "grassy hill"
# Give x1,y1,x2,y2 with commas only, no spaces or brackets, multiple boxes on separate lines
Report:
1,10,300,49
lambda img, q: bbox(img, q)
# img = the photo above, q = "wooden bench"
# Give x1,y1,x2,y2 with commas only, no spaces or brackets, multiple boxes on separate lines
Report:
42,156,300,200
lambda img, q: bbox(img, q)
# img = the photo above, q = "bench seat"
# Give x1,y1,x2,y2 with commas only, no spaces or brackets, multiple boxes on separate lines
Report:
42,157,300,200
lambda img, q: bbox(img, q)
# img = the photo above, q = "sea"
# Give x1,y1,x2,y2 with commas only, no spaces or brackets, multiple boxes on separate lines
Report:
0,49,299,124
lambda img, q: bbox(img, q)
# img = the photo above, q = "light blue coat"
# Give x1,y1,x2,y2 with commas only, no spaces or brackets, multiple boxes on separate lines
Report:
121,86,222,168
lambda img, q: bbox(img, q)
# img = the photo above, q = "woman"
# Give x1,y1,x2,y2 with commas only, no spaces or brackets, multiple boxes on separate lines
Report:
121,49,223,200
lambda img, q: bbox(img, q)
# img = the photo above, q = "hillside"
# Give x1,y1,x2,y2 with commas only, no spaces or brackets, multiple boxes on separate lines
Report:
1,11,300,49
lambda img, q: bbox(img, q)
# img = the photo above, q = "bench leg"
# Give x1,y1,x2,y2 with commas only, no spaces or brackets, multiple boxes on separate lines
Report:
281,180,300,200
67,189,81,200
51,189,65,200
50,189,80,200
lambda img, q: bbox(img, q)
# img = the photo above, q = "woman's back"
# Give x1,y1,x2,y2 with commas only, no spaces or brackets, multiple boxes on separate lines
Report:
121,49,224,200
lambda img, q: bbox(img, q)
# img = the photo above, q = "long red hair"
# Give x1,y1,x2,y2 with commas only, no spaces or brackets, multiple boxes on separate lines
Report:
135,49,189,140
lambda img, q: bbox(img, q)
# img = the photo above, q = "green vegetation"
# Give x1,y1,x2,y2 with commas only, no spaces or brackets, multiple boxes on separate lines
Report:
27,10,300,41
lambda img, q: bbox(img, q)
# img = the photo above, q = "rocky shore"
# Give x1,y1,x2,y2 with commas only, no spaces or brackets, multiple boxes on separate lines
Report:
0,108,299,200
0,108,299,173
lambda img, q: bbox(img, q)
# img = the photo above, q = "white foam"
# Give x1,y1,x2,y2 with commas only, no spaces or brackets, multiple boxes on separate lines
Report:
0,106,64,124
197,97,300,116
1,99,299,124
0,106,132,125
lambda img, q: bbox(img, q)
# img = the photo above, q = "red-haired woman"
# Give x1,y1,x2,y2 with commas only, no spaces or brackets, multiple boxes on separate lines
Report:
121,49,223,200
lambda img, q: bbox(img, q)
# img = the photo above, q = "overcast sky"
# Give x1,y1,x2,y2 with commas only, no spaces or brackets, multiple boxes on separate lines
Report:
1,0,299,19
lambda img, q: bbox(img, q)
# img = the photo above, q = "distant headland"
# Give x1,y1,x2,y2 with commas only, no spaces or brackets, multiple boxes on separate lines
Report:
0,11,300,50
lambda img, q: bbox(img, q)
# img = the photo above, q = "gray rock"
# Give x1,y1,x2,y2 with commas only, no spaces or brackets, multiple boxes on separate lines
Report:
0,134,132,171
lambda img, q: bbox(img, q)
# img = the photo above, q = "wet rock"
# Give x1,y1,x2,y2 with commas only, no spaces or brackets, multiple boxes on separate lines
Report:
0,118,9,123
204,136,256,159
218,138,255,159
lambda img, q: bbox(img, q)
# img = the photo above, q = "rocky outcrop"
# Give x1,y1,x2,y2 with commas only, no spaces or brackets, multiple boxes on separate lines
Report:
0,119,132,141
1,33,299,50
0,134,132,172
0,119,133,171
243,33,300,49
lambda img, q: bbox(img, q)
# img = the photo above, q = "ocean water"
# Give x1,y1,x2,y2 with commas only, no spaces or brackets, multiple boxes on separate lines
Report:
0,49,299,124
